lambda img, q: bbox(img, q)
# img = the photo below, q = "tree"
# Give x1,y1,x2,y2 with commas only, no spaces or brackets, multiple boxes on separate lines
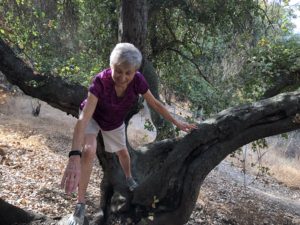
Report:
1,0,300,224
1,36,300,225
0,0,270,115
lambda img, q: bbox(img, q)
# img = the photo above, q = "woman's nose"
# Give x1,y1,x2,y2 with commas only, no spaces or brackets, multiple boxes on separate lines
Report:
119,74,126,81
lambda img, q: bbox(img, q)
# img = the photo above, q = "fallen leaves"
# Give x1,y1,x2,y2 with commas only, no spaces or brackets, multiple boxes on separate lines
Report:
0,109,102,219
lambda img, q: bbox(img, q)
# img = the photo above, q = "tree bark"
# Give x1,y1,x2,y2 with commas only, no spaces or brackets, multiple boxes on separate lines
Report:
119,0,175,141
1,37,300,225
0,199,35,224
0,198,56,225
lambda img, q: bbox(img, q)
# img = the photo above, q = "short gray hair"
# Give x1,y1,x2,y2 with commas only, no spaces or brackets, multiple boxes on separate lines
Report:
110,43,142,69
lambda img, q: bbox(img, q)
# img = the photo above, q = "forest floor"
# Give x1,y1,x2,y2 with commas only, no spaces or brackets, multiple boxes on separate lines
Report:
0,86,300,225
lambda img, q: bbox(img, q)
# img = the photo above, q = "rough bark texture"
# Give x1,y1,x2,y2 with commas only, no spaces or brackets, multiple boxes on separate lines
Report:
119,0,148,53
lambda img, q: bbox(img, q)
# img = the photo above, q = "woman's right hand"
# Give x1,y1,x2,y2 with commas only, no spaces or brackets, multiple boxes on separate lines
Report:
61,156,81,194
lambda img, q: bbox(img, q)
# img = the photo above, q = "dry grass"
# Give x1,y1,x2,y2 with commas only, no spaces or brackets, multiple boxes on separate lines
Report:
264,150,300,189
227,145,300,189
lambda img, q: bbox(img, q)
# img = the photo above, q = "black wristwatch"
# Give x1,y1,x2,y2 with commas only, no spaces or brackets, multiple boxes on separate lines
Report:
68,150,82,158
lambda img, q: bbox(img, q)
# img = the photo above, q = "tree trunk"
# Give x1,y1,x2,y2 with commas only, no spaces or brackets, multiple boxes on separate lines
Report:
1,37,300,225
120,0,175,141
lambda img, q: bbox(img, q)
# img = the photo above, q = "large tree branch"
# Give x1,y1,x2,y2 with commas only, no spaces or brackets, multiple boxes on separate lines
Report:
131,91,300,224
0,38,86,117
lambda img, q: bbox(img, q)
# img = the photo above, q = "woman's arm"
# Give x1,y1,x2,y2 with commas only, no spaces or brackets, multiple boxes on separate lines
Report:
143,90,197,132
61,92,98,194
71,92,98,150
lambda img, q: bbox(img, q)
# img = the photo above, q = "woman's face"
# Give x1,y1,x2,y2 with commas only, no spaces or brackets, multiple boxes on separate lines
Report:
111,64,136,86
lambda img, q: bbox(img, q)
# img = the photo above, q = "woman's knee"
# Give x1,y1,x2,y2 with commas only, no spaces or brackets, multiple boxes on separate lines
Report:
82,134,97,160
82,144,97,160
116,149,129,159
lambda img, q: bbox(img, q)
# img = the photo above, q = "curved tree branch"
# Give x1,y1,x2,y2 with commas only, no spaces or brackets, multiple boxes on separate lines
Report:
130,91,300,224
0,38,87,117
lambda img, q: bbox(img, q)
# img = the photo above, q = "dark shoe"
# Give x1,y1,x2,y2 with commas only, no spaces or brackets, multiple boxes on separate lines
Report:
68,203,85,225
126,177,138,191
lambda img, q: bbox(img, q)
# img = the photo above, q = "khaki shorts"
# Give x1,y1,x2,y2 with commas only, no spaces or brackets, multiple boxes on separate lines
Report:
84,116,126,153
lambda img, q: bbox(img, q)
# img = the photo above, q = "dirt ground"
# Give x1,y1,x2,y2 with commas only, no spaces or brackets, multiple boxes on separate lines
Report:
1,87,300,225
0,88,100,217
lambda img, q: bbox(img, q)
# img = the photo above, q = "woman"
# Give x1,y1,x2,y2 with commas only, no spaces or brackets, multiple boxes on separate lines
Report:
61,43,196,224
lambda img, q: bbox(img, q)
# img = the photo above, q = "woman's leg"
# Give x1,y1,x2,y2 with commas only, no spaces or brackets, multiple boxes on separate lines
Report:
115,149,138,191
115,148,131,178
77,134,97,203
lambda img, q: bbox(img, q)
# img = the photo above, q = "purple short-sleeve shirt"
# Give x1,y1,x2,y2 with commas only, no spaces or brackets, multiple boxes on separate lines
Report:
80,68,149,131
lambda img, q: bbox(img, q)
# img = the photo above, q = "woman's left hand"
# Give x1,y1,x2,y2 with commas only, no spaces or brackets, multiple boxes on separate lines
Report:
175,120,197,132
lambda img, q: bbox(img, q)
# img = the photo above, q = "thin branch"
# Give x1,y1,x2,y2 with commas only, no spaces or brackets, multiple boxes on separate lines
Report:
162,8,179,42
260,1,276,31
166,47,215,89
